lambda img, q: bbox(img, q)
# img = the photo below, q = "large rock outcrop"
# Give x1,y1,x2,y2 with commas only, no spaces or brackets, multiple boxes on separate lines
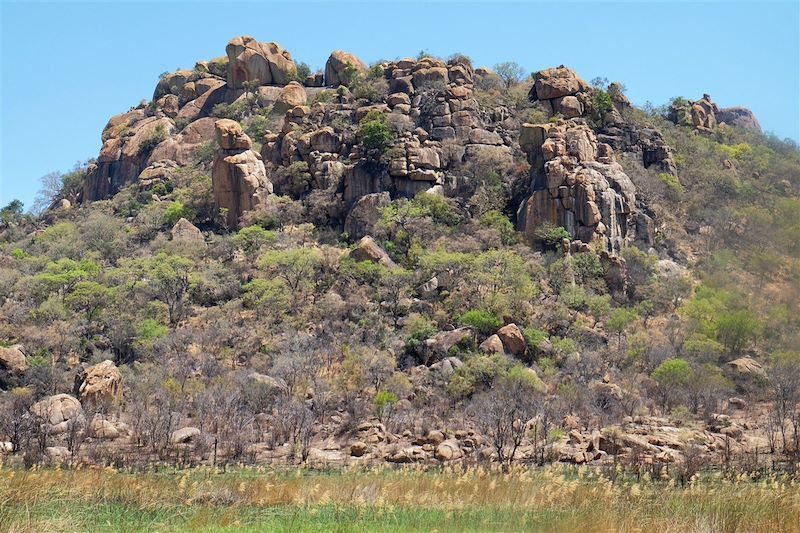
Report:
212,119,273,227
325,50,367,87
74,360,123,408
518,121,642,252
226,36,296,89
716,106,762,134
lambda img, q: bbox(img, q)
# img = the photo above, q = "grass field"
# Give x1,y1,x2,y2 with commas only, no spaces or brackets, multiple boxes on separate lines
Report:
1,464,798,532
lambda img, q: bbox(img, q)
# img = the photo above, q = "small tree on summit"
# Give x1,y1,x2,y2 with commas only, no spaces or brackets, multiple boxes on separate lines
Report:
494,61,526,89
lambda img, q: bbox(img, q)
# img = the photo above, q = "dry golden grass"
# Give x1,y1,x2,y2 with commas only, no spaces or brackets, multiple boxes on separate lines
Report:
0,462,798,532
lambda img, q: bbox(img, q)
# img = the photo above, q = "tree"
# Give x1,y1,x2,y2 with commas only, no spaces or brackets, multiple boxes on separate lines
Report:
233,225,276,260
258,248,323,308
651,358,693,412
607,307,638,350
242,278,289,320
359,111,393,158
0,387,35,453
469,367,544,466
768,351,800,455
493,61,525,89
29,258,101,303
65,280,113,326
140,253,194,327
715,309,761,356
0,199,24,226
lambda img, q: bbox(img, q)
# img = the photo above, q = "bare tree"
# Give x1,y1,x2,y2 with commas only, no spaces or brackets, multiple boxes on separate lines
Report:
469,372,544,466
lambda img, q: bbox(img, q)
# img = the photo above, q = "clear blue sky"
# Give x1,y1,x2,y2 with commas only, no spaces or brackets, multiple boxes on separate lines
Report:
2,1,798,208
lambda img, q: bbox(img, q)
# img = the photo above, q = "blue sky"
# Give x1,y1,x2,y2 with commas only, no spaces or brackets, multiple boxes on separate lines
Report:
1,1,799,208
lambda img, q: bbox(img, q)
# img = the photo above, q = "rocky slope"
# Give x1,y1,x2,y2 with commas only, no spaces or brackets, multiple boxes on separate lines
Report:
1,36,798,472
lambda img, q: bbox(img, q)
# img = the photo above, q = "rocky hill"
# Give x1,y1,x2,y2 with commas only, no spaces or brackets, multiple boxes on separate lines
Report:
1,36,798,472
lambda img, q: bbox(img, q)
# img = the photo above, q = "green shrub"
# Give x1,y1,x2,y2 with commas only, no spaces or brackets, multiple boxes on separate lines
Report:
658,173,684,201
479,210,517,245
138,124,167,156
359,111,393,158
559,284,587,310
192,141,216,166
163,201,191,226
459,309,502,336
534,223,571,250
592,89,614,117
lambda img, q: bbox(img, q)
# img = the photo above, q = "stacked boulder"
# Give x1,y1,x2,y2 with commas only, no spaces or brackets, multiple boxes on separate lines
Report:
226,36,296,88
529,66,592,119
517,120,642,252
671,93,761,134
212,119,272,227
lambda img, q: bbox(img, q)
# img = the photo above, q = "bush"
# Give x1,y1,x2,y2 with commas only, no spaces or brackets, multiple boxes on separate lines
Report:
192,141,216,167
138,124,167,156
592,89,614,117
163,201,191,226
659,173,684,201
534,223,571,250
479,210,517,245
459,309,502,336
359,111,393,158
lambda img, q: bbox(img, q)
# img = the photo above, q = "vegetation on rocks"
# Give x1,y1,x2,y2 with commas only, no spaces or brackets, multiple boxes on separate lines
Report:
1,38,799,497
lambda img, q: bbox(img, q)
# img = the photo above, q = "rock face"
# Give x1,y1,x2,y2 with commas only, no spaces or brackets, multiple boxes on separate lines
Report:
344,192,390,239
226,36,296,89
717,106,761,133
0,344,27,373
325,50,367,87
518,121,641,252
74,360,122,408
212,119,273,227
31,394,82,434
170,218,205,244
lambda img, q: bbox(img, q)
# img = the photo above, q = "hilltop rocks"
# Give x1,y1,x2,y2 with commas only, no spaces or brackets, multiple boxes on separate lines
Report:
153,70,192,100
74,360,122,408
529,66,592,118
669,94,760,134
150,117,217,165
531,66,590,101
689,94,719,132
717,106,761,133
226,36,296,89
0,344,27,373
83,116,175,201
518,121,639,252
212,119,272,227
325,50,367,87
274,81,307,114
